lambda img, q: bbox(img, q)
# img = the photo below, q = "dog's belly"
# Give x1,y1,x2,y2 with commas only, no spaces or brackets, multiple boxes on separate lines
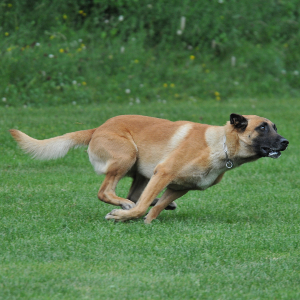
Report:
137,161,157,179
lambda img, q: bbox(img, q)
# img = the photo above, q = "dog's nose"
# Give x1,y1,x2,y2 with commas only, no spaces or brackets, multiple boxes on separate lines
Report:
280,138,289,147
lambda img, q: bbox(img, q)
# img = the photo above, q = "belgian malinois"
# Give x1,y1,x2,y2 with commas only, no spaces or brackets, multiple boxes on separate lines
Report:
10,114,289,223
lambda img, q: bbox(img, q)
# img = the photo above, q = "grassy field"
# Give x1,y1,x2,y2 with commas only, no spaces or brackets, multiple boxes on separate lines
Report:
1,97,299,299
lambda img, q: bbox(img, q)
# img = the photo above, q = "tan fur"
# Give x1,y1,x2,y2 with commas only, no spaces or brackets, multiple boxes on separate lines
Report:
9,129,96,160
10,114,285,223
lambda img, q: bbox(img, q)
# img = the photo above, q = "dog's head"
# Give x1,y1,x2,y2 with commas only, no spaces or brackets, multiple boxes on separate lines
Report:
230,113,289,159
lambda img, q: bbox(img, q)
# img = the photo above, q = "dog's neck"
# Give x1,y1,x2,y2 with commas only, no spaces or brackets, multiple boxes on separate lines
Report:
223,126,259,168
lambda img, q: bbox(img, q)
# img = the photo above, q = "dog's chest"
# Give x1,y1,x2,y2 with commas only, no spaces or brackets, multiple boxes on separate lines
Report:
170,166,225,191
195,168,224,190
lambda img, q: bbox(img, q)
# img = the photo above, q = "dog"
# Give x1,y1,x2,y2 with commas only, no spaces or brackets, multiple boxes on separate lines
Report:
10,114,289,223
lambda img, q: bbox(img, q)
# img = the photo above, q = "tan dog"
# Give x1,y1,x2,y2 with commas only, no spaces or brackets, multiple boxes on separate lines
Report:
10,114,289,223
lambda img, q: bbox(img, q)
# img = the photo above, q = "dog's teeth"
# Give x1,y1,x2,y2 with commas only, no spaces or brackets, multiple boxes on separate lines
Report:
268,151,281,159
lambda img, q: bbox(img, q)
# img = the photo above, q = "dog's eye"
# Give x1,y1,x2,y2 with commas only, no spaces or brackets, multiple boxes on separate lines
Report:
260,125,265,131
273,125,277,132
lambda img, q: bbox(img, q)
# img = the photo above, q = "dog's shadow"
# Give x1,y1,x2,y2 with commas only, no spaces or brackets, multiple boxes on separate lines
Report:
159,207,267,225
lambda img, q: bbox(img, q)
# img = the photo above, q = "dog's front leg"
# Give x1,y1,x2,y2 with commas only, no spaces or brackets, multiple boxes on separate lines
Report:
144,189,188,224
105,167,174,222
127,173,177,210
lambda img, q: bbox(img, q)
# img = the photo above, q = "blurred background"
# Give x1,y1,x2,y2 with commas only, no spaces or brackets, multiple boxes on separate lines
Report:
1,0,300,107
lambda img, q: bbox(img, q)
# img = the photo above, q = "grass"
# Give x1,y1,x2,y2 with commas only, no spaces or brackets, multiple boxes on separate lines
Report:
1,97,300,299
2,35,300,108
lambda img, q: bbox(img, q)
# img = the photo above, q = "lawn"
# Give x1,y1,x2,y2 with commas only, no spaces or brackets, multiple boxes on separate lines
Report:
1,97,299,299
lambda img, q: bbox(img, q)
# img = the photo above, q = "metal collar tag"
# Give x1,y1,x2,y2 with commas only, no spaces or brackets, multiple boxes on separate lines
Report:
223,136,234,169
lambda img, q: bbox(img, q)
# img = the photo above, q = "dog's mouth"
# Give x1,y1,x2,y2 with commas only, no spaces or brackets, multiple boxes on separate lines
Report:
261,147,282,159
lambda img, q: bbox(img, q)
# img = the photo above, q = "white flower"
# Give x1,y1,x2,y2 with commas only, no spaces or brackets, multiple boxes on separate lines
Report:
180,16,186,31
48,54,54,58
72,80,77,85
177,30,182,35
187,45,193,50
70,41,78,47
293,70,299,76
23,105,27,108
118,15,124,22
231,56,236,67
135,98,140,104
104,19,109,24
162,100,167,104
2,97,7,102
120,46,125,53
125,89,131,94
212,39,216,49
147,4,152,9
218,0,224,3
78,39,83,43
281,70,286,75
139,84,144,87
35,42,40,46
72,101,76,105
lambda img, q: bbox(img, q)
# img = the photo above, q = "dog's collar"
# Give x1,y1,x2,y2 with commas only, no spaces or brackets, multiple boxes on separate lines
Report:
223,135,234,169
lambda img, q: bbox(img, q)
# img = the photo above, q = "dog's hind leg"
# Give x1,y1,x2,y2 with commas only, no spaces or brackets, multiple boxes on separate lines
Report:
90,134,137,210
98,172,136,210
127,173,177,210
126,173,147,203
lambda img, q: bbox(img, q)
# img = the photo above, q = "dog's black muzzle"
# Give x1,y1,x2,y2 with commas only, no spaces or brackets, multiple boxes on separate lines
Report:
260,137,289,159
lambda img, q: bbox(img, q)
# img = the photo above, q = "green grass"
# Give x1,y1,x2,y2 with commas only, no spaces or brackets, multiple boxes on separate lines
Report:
2,35,300,107
1,97,299,299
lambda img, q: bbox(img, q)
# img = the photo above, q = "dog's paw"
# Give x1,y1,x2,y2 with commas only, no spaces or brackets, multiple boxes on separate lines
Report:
144,216,153,224
105,209,122,221
165,202,177,210
121,202,136,210
105,209,131,222
144,214,161,224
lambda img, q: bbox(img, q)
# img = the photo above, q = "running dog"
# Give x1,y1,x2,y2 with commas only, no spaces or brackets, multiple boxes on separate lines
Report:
10,114,289,223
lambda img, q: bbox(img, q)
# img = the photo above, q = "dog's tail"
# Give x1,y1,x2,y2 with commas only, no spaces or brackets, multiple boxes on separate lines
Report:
9,128,96,160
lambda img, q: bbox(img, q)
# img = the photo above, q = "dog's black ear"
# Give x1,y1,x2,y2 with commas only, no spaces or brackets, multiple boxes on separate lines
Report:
230,113,248,130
